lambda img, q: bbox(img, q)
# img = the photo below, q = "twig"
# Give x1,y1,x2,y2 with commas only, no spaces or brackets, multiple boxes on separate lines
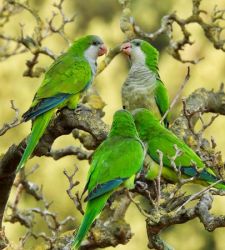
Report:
182,98,201,135
127,191,149,217
119,0,225,63
49,146,92,160
160,66,190,125
4,164,74,248
134,181,156,209
199,113,219,132
0,100,22,136
63,167,84,215
156,150,163,207
0,0,76,77
168,145,183,177
96,44,122,75
175,179,222,212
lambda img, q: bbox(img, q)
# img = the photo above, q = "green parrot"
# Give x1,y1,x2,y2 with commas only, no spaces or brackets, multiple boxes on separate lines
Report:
72,109,145,249
133,108,225,189
17,35,107,171
121,39,170,127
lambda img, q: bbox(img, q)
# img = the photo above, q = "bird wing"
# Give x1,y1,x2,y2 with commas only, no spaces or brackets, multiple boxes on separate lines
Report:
148,129,217,181
154,79,170,127
85,137,144,200
22,55,92,120
35,55,92,100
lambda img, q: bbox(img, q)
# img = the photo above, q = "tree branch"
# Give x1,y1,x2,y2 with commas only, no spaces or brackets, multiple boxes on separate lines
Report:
1,0,225,249
79,192,132,249
0,0,76,77
0,107,108,229
0,100,22,136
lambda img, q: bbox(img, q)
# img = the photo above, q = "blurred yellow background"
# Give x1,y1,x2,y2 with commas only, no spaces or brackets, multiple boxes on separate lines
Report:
1,0,225,249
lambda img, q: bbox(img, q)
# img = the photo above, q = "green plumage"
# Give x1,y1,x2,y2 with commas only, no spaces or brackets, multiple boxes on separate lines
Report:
17,35,105,171
72,193,110,249
17,110,54,172
133,108,225,189
72,110,145,249
141,40,159,74
121,39,170,127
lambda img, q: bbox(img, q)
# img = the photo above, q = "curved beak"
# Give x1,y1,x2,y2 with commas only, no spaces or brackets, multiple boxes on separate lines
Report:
120,42,132,56
98,44,107,56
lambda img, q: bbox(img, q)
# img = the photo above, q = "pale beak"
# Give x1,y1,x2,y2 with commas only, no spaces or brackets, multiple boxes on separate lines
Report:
98,44,107,56
120,42,132,56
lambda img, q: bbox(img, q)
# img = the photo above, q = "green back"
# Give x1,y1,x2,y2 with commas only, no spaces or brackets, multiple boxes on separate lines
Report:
35,56,92,101
141,40,170,126
133,108,205,169
32,35,102,106
86,110,145,194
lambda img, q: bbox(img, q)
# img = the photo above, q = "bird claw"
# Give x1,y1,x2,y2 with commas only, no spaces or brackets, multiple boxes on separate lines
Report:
135,181,148,191
56,107,67,115
74,104,92,114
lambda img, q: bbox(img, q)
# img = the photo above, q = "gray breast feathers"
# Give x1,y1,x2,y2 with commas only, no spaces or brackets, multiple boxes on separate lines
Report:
122,64,160,117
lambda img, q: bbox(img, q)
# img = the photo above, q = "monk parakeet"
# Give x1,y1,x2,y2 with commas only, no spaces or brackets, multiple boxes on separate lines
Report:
133,108,225,189
121,39,169,127
72,109,145,249
17,35,107,171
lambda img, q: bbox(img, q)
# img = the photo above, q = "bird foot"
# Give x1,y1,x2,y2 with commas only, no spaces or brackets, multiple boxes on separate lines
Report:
56,106,67,115
74,104,92,114
135,181,148,191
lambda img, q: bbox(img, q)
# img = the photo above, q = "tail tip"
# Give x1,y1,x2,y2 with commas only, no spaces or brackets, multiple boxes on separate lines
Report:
16,163,24,173
71,241,79,250
71,236,83,250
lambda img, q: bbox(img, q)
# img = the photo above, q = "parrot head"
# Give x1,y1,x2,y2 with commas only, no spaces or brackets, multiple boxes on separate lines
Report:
121,39,158,66
133,108,160,123
112,109,134,124
109,109,139,137
132,108,161,138
70,35,107,60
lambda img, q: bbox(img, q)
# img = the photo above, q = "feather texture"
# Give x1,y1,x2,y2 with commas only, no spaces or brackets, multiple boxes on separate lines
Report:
17,109,54,171
121,39,169,127
72,110,145,249
17,35,106,171
133,108,225,189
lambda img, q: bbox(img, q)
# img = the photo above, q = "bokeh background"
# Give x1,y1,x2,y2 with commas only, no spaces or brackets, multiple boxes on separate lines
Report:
1,0,225,249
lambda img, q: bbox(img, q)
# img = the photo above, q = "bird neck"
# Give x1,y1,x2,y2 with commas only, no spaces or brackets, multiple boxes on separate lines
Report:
128,63,157,83
84,54,97,76
68,43,85,57
145,55,159,75
109,120,139,138
129,58,159,83
141,45,159,75
136,118,161,142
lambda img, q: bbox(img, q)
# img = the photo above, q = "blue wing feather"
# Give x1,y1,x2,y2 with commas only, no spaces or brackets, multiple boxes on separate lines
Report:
180,166,218,183
22,93,71,121
85,178,127,202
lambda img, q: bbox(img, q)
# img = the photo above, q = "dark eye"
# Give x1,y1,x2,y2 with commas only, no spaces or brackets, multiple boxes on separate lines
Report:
135,41,141,46
92,41,98,46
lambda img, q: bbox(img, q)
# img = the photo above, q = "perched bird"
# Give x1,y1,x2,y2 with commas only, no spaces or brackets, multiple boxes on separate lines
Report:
121,39,170,127
17,35,107,171
72,109,145,249
133,108,225,189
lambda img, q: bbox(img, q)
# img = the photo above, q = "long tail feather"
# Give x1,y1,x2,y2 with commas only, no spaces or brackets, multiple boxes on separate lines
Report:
17,109,54,172
72,193,110,249
180,166,225,190
214,181,225,190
